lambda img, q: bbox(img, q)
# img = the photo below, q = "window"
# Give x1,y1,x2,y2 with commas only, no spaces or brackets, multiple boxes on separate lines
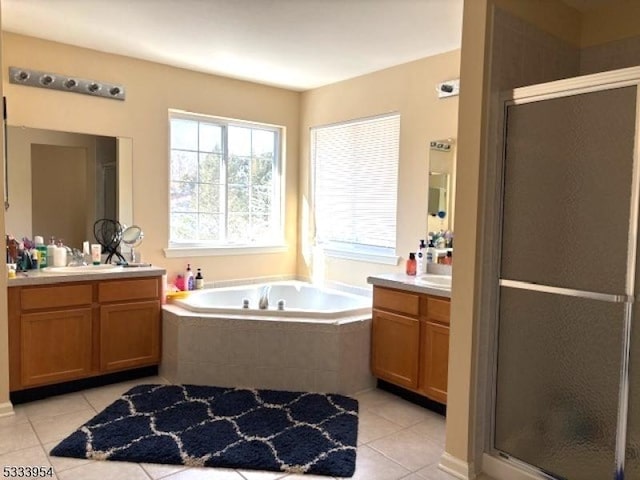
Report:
311,113,400,264
168,111,283,251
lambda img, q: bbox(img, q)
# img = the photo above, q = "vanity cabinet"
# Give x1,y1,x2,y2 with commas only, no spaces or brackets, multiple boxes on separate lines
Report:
371,285,450,404
8,275,162,391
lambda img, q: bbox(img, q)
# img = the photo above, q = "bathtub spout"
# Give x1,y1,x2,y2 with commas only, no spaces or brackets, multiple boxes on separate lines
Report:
258,285,271,309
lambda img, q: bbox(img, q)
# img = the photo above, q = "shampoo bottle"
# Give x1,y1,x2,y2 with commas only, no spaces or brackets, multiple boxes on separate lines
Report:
185,263,194,291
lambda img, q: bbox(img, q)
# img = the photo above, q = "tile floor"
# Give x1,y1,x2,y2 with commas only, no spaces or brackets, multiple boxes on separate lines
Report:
0,376,456,480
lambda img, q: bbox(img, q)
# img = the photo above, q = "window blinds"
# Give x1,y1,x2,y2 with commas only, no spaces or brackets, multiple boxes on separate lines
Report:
312,113,399,250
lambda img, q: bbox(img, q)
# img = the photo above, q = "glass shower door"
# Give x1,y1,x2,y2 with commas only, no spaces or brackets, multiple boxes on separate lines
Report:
494,85,638,480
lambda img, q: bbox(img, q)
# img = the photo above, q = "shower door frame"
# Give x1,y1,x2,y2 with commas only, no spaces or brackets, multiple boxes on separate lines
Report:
479,66,640,480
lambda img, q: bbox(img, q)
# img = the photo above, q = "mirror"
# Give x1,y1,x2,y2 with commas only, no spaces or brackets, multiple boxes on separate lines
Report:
5,126,132,249
428,138,455,233
122,224,144,264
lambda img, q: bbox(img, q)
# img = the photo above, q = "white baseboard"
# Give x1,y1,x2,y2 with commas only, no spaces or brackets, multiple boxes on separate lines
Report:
439,452,477,479
0,401,15,417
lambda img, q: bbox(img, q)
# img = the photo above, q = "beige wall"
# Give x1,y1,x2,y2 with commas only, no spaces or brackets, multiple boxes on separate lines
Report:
0,6,10,416
581,1,640,47
298,51,460,286
3,32,300,282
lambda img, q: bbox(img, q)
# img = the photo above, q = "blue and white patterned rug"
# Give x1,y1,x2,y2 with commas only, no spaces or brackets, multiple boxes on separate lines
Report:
50,384,359,477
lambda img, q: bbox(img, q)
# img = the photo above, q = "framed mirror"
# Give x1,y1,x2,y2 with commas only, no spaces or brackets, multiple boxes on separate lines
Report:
428,138,455,233
5,126,132,249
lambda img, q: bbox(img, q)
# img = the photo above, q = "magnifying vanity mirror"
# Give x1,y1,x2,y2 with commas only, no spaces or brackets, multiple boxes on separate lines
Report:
428,138,456,233
121,224,144,264
5,126,132,249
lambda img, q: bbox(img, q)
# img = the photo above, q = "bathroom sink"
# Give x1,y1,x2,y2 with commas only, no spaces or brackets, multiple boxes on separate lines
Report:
43,264,123,274
415,274,452,288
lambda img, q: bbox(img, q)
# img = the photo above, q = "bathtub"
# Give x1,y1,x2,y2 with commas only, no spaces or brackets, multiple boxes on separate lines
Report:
173,281,372,319
161,281,375,394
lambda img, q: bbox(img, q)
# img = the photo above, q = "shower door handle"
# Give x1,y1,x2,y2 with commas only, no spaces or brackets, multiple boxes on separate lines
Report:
499,279,632,303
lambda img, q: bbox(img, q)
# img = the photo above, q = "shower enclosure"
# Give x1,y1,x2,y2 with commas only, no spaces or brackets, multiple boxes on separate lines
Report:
493,68,640,480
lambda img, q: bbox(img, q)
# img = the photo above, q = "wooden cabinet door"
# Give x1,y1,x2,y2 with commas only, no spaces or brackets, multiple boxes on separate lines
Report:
371,309,420,389
21,308,93,387
419,320,450,404
100,300,160,372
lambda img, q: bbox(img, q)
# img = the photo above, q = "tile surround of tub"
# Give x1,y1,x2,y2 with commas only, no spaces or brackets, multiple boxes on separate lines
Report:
0,375,454,480
160,311,374,395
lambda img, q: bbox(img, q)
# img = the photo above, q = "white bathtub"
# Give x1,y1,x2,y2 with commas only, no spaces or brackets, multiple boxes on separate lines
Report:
162,281,374,394
173,281,372,320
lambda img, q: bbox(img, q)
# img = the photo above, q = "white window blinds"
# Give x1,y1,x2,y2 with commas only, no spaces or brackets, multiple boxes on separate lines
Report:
312,113,400,252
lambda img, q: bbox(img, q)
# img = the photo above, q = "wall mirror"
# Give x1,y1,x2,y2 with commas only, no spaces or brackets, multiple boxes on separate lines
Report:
5,126,132,249
428,138,455,233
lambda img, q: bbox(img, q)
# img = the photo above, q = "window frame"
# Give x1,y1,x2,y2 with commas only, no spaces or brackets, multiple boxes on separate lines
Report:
164,110,286,257
311,113,400,265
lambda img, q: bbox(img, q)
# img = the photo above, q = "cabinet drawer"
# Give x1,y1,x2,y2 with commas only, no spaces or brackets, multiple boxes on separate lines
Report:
99,277,159,303
422,296,451,325
373,287,420,317
21,284,92,311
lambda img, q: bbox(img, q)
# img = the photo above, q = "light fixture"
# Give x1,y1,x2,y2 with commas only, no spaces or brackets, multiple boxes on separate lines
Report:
8,66,125,101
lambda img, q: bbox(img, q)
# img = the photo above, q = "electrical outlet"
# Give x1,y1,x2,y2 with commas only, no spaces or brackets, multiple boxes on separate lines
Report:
437,79,460,98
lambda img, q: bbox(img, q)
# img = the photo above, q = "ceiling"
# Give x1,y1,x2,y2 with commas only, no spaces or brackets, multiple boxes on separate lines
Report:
2,0,464,91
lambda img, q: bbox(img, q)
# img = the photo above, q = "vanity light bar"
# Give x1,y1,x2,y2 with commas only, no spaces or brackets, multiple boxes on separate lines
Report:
8,66,125,101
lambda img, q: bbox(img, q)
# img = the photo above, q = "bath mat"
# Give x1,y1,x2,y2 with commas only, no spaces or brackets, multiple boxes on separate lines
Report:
50,384,359,477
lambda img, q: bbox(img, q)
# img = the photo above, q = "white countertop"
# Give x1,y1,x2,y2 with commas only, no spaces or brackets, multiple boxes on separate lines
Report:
367,272,452,298
8,265,166,286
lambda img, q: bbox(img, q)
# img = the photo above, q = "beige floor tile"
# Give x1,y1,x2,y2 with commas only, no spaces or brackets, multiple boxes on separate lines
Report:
282,474,336,479
140,462,188,479
43,441,92,473
400,474,427,480
415,463,458,480
162,467,244,479
237,469,288,480
357,410,404,445
56,460,150,480
32,408,97,444
368,430,443,472
366,399,435,428
350,445,410,480
354,389,399,411
0,406,29,429
0,445,52,471
406,413,446,445
22,393,92,422
0,422,40,455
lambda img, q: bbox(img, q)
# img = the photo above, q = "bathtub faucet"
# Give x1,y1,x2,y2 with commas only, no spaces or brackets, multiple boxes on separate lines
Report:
258,285,271,309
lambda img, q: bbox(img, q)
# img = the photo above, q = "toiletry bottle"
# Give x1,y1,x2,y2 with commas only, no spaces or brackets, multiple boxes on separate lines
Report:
91,244,101,265
185,263,194,291
54,240,67,267
195,268,204,289
46,237,56,267
31,249,39,270
417,239,426,274
406,253,417,276
175,274,185,292
34,236,47,268
443,251,453,265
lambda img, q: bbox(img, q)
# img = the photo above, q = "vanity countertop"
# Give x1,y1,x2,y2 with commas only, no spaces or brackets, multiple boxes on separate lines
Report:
8,266,166,287
367,272,452,298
